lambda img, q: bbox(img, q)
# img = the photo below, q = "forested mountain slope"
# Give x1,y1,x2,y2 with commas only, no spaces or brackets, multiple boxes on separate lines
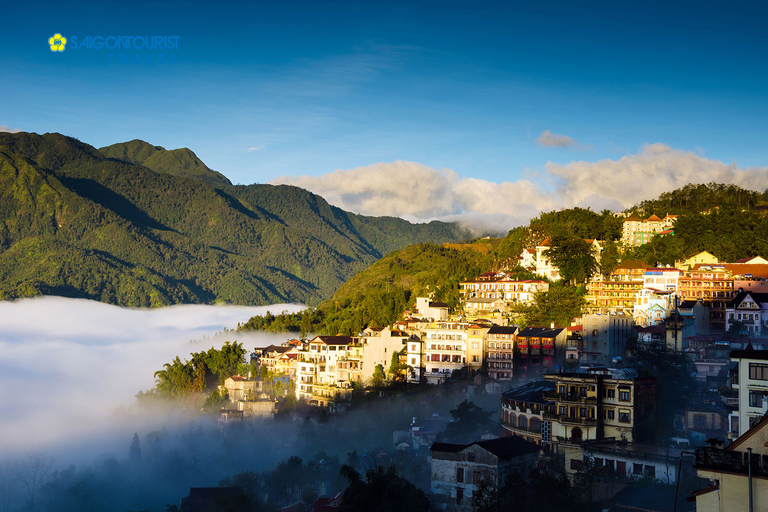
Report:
0,132,471,306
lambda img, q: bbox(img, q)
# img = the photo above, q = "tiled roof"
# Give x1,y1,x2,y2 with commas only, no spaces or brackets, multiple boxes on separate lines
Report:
517,326,564,337
728,291,768,309
431,436,540,459
487,325,518,335
501,380,555,404
312,335,355,346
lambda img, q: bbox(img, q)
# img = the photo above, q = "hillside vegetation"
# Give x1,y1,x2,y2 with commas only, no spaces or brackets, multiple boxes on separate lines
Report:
0,132,471,306
242,183,768,334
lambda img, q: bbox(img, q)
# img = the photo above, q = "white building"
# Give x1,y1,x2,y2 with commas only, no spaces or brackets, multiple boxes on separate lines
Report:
423,321,469,384
725,291,768,335
729,347,768,437
633,288,674,327
295,335,356,406
361,327,409,381
413,297,449,321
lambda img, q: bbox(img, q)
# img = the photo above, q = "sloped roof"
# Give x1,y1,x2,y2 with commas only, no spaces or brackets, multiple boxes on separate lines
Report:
645,214,662,222
501,380,555,404
431,436,540,459
488,325,518,335
311,335,355,346
728,291,768,309
623,214,642,222
518,326,564,338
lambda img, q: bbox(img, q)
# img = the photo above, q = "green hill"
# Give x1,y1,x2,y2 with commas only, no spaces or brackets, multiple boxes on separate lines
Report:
99,139,232,188
240,183,768,334
0,132,472,307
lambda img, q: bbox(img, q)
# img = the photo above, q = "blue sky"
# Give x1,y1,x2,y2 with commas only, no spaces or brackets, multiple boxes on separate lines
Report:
3,0,768,228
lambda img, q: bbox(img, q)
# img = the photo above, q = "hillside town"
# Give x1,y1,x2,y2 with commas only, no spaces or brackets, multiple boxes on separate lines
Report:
212,219,768,511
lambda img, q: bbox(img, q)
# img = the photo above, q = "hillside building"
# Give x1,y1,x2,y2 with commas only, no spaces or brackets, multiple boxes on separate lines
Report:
430,437,540,511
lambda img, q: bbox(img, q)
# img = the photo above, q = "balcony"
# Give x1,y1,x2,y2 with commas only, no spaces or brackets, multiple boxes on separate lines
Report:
559,416,598,426
542,391,597,404
696,446,768,477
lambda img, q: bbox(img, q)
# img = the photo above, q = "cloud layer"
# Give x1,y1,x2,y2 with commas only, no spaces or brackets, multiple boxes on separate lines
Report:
0,297,304,459
536,129,579,149
272,144,768,233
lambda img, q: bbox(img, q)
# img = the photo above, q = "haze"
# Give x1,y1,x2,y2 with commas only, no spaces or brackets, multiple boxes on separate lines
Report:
0,296,304,460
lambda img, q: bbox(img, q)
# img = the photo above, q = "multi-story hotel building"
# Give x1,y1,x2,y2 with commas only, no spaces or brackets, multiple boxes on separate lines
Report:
678,264,734,332
501,380,555,446
423,321,470,384
585,260,647,315
485,325,517,380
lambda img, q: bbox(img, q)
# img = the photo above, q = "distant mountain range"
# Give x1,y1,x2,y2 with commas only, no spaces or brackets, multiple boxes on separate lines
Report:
0,132,472,307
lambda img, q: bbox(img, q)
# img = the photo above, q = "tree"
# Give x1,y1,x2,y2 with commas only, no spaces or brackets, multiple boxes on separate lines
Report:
388,351,406,382
203,389,229,411
17,451,54,511
599,239,621,277
129,433,142,464
625,334,696,440
371,364,386,388
437,400,495,444
473,469,584,512
543,237,599,286
514,285,586,327
0,459,20,512
338,465,429,512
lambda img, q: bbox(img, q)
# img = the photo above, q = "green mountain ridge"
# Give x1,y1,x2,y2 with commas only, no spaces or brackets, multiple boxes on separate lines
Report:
0,132,472,307
99,139,232,188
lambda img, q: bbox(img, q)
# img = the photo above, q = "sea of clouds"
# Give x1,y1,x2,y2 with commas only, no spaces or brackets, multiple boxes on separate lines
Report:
0,297,304,461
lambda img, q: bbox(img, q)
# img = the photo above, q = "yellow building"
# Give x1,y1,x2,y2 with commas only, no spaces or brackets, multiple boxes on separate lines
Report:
675,250,719,271
585,260,647,315
694,415,768,511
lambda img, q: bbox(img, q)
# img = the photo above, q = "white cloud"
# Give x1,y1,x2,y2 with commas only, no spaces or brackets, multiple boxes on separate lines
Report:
270,144,768,233
0,125,22,133
0,297,305,459
536,129,579,149
547,143,768,209
247,146,264,152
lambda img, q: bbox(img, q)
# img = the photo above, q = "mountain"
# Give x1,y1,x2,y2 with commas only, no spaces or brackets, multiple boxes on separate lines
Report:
99,139,232,188
0,132,472,307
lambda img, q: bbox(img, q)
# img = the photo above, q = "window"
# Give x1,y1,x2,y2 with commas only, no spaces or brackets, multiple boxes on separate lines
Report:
619,390,630,401
456,488,463,505
644,465,656,478
619,411,631,423
633,463,643,475
467,452,475,462
749,390,765,408
456,468,464,483
749,363,768,380
606,389,615,399
605,409,615,420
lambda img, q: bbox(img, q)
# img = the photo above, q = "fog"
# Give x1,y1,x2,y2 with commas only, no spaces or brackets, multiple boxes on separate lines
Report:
0,297,503,512
0,296,304,460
